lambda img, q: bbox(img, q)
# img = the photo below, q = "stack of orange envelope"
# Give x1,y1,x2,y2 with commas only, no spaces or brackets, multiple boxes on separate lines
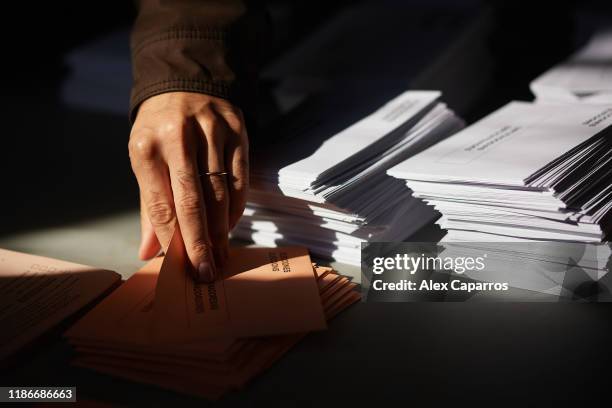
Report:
65,230,359,399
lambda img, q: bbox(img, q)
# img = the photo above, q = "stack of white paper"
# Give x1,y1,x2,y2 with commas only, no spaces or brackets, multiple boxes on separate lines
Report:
388,101,612,245
438,241,610,298
232,91,464,265
530,28,612,104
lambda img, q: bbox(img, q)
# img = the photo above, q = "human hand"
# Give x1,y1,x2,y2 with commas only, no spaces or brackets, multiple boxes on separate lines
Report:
129,92,248,282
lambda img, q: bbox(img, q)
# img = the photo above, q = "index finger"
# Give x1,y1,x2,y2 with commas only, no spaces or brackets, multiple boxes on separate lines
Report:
167,154,216,283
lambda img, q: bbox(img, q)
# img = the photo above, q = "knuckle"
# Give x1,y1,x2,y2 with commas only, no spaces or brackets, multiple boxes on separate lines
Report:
209,178,228,202
128,134,156,162
175,168,195,188
235,122,247,137
202,112,226,138
159,120,194,149
177,192,202,216
216,104,246,135
147,201,174,227
228,114,246,134
215,101,241,117
191,239,212,260
235,156,249,172
232,172,249,192
205,111,221,125
157,117,185,138
197,98,215,110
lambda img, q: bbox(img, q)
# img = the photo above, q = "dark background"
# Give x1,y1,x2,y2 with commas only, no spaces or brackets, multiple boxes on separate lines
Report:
4,0,612,239
2,0,612,406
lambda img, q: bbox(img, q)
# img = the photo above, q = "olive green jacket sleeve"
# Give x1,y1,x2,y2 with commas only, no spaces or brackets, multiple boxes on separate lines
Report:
130,0,263,121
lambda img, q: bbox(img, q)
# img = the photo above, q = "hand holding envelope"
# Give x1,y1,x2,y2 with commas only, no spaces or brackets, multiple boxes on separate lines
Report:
152,227,328,342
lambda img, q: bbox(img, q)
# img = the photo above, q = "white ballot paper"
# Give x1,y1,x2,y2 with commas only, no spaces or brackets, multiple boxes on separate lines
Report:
439,241,609,297
388,101,612,186
388,100,612,245
233,90,464,265
530,28,612,104
388,100,611,295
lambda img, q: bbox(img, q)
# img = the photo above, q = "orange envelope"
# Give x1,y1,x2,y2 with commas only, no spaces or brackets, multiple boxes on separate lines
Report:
65,257,236,355
327,291,361,319
75,268,352,376
0,248,119,361
152,228,327,342
74,271,355,391
71,264,360,399
72,358,229,400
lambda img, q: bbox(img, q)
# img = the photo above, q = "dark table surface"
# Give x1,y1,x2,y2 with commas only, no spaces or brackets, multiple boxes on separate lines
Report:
3,300,612,407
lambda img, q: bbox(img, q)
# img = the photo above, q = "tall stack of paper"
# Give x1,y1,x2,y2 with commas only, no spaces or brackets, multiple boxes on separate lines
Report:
233,90,464,265
530,28,612,104
387,101,612,244
66,232,359,399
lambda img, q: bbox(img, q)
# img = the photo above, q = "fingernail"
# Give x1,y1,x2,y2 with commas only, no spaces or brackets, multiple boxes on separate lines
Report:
197,262,215,283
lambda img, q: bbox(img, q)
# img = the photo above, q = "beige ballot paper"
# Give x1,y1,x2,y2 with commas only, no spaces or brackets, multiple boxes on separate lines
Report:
0,248,120,361
66,261,359,399
153,229,327,342
65,257,237,356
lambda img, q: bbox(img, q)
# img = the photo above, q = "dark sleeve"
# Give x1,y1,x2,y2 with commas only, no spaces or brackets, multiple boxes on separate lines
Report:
130,0,264,121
